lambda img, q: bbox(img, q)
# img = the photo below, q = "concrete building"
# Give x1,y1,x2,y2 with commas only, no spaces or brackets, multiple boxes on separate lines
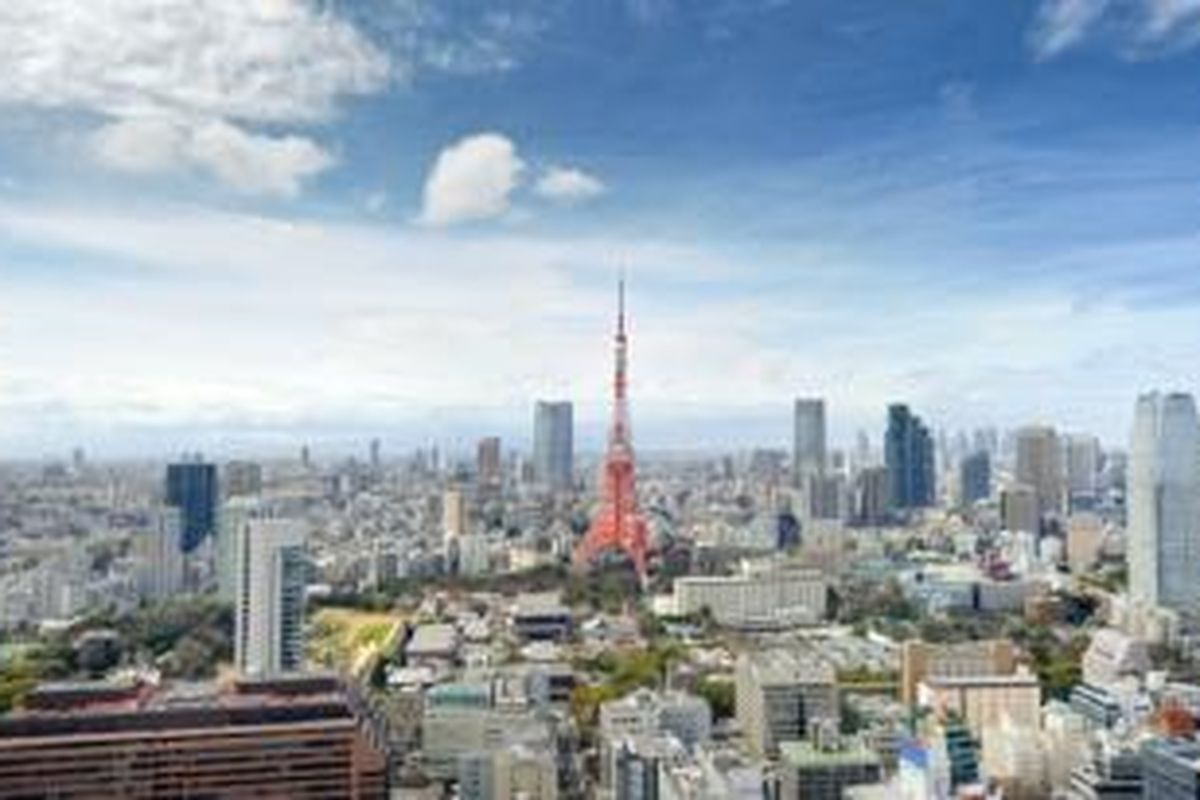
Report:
669,566,826,627
1067,434,1101,509
853,466,890,526
899,640,1015,706
1014,425,1063,518
443,488,468,541
1129,392,1200,613
234,516,307,676
223,459,263,498
477,437,503,487
1067,513,1107,575
1001,483,1040,534
735,650,838,758
534,400,574,492
600,689,712,752
776,741,882,800
917,670,1041,743
132,507,184,602
1081,628,1150,688
0,675,386,799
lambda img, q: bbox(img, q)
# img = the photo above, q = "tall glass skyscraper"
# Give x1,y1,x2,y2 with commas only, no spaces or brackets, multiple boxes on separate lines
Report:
793,398,827,489
885,404,935,510
1129,392,1200,612
533,400,574,491
165,460,218,553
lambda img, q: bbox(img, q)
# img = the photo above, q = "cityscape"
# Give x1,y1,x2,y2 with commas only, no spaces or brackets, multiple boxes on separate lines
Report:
4,2,1200,800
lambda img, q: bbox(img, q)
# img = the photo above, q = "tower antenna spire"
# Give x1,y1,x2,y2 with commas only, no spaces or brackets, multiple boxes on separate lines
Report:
618,270,626,338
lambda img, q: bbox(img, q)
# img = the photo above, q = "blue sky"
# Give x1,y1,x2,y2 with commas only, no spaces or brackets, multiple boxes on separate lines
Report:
1,0,1199,456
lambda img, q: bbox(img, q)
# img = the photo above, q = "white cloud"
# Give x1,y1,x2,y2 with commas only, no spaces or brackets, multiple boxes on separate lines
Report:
0,0,389,124
1031,0,1200,58
534,166,606,204
187,121,334,198
418,133,526,226
89,118,335,197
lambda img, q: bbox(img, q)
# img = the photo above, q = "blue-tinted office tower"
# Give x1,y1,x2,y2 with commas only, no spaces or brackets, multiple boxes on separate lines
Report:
960,450,991,506
166,461,219,553
885,404,935,509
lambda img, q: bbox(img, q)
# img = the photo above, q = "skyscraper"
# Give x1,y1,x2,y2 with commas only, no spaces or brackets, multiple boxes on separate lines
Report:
533,401,574,492
959,450,991,506
1128,392,1200,612
477,436,502,487
793,398,827,489
165,460,218,553
234,516,308,675
1015,425,1063,519
1066,434,1101,509
885,404,935,510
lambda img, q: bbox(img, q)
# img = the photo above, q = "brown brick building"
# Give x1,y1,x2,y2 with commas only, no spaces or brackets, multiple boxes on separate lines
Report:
0,674,387,799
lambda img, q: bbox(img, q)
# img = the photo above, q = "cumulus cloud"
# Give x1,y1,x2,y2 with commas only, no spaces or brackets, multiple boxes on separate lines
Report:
0,0,385,196
89,118,334,197
1030,0,1200,59
534,167,606,204
418,133,526,226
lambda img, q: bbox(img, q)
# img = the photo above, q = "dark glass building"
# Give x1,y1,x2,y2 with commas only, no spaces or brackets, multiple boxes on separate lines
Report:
959,450,991,506
884,404,935,510
166,460,218,553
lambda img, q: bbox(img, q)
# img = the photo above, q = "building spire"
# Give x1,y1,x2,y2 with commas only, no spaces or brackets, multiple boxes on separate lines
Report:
617,271,626,339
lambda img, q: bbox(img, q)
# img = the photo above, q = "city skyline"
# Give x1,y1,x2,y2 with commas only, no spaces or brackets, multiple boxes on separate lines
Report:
3,1,1200,454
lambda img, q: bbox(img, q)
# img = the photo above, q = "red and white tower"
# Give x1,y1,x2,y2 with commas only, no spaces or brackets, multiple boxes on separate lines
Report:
574,278,650,580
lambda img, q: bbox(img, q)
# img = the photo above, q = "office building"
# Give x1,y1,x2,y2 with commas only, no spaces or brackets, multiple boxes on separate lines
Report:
223,459,263,498
234,517,307,676
165,459,218,553
132,507,184,602
1129,392,1200,612
1140,738,1200,800
0,675,387,799
899,640,1015,707
736,650,838,758
1015,425,1063,518
885,404,935,510
1067,434,1101,509
534,401,574,492
853,466,890,525
793,398,826,487
478,436,502,487
1001,484,1040,534
777,741,882,800
670,567,827,627
1067,513,1106,575
959,450,990,506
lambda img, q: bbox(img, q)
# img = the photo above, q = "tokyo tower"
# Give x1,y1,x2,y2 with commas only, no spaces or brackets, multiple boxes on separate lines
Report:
574,278,650,580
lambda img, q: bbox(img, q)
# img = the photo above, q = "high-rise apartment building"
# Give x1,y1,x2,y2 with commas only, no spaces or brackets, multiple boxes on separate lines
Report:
533,400,574,492
1128,392,1200,612
234,516,308,675
885,404,935,510
165,460,218,553
959,450,991,506
1014,425,1063,518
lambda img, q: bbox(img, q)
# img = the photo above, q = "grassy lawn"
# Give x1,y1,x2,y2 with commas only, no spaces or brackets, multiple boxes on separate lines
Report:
307,608,404,677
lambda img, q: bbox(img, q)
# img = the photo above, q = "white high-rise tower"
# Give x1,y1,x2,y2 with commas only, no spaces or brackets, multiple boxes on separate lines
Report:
234,515,307,675
1129,392,1200,612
